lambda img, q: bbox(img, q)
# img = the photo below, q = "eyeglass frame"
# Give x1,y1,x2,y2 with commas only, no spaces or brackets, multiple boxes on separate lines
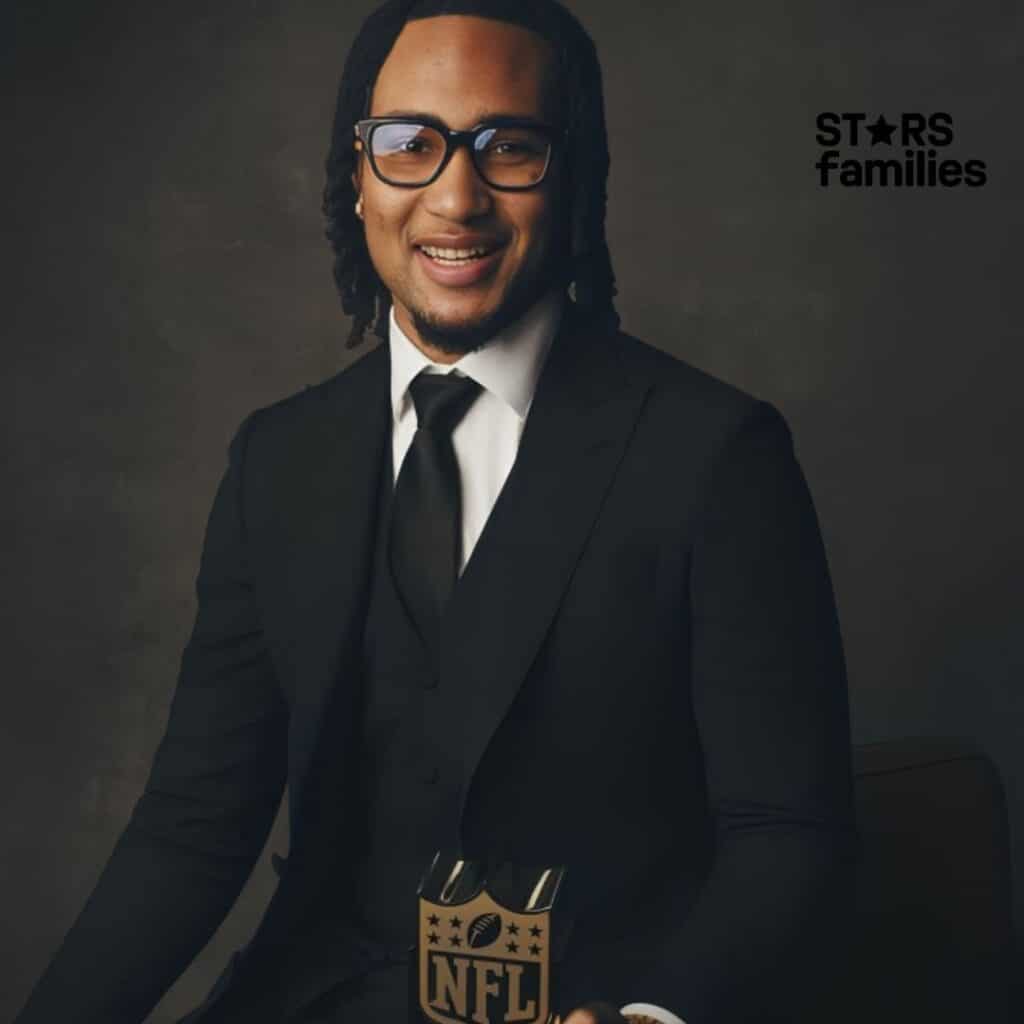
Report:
353,115,567,191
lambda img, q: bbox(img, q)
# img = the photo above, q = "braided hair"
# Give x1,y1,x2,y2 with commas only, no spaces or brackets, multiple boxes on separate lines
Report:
322,0,620,348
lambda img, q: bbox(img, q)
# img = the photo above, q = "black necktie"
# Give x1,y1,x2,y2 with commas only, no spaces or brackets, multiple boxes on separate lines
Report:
389,371,483,658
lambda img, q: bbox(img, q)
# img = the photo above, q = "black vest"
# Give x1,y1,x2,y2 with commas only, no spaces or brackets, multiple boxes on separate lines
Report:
299,440,473,1020
349,440,467,949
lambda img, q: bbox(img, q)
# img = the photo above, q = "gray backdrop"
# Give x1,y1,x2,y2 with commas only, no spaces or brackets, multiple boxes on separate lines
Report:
3,0,1021,1020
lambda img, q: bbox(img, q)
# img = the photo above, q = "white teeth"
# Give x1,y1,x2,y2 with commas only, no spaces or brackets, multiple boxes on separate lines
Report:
420,245,492,261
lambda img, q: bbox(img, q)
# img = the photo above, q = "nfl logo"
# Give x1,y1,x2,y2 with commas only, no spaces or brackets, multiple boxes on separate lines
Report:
417,888,553,1024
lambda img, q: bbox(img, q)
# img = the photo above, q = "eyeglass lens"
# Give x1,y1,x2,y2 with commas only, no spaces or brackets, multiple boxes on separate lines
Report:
369,122,551,188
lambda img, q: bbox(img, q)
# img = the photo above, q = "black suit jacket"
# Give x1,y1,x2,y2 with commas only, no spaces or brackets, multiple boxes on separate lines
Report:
17,308,855,1024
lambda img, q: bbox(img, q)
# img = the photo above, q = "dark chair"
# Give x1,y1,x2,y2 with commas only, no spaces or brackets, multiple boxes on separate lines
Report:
827,737,1016,1022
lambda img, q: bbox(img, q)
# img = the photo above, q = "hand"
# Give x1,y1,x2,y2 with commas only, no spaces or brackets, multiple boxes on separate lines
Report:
563,1001,630,1024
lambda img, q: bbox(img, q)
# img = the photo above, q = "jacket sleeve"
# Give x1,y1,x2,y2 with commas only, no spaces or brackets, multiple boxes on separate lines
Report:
16,412,288,1024
623,402,857,1023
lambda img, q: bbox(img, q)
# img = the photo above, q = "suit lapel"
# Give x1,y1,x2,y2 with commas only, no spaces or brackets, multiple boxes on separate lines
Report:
440,312,653,826
280,342,391,834
244,340,392,953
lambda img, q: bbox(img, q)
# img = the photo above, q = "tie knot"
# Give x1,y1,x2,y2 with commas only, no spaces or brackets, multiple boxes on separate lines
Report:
409,372,482,433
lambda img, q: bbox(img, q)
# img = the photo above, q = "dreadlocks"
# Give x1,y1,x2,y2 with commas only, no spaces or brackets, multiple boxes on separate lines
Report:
322,0,620,348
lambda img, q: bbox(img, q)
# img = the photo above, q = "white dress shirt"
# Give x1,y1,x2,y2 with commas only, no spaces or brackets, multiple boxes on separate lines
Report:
387,293,687,1024
389,290,562,575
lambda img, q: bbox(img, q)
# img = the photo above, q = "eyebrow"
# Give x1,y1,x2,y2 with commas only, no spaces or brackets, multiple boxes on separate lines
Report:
375,108,545,123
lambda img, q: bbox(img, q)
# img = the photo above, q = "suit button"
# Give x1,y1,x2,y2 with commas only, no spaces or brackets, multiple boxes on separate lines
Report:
422,764,440,784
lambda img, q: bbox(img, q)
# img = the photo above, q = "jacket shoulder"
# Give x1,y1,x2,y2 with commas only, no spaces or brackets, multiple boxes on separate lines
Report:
262,339,386,416
231,340,387,448
609,328,783,440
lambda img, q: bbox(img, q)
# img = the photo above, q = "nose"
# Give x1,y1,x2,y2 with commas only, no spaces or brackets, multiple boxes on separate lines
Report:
422,144,493,221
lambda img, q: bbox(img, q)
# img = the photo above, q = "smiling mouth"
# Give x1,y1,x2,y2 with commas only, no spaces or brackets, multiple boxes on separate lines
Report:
417,244,500,267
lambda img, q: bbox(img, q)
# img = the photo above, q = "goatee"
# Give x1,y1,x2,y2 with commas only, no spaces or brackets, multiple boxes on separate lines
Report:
409,301,522,356
408,274,555,356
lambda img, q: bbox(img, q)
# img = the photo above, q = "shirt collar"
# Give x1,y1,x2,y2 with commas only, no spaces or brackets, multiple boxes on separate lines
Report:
388,289,564,423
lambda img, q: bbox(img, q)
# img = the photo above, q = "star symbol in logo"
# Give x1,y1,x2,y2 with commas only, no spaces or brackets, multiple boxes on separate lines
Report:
529,924,543,937
529,943,542,956
428,932,440,945
506,940,519,953
449,916,462,929
866,115,897,145
450,935,463,948
428,914,440,926
506,922,519,935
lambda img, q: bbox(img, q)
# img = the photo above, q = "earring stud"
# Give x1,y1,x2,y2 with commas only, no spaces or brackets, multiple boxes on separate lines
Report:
355,195,364,218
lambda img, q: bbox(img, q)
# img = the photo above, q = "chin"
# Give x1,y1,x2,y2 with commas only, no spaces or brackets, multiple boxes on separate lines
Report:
410,308,503,355
404,289,511,351
412,278,548,354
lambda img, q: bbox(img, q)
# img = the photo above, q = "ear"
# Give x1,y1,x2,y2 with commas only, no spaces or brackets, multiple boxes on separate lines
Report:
351,129,365,195
352,161,365,220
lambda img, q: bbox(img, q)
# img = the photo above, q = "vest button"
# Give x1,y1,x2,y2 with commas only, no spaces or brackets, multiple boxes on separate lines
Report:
422,764,440,784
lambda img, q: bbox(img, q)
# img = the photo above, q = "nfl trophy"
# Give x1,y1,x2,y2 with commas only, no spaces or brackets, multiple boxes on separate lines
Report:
413,851,572,1024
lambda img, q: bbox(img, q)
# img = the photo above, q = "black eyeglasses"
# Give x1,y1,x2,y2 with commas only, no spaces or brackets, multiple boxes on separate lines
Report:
354,116,564,190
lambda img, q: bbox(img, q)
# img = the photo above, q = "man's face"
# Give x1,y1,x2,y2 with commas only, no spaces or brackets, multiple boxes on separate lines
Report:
356,15,564,357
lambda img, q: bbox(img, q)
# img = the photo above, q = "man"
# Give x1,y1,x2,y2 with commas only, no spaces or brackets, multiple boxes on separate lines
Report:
16,1,855,1022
